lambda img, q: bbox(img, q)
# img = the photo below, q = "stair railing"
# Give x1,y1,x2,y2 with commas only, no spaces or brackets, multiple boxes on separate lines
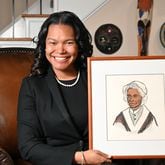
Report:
11,0,43,38
10,0,53,39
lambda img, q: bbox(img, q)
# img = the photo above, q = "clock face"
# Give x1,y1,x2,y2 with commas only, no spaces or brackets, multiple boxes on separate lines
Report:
94,24,123,54
160,22,165,48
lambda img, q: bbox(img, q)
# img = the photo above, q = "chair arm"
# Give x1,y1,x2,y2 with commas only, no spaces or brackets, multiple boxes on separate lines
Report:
0,147,14,165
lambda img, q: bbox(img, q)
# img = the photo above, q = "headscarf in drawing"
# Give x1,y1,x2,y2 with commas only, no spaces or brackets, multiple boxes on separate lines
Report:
122,80,148,105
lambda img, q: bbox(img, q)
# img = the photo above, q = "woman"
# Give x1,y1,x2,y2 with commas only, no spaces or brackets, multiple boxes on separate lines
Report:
17,11,111,165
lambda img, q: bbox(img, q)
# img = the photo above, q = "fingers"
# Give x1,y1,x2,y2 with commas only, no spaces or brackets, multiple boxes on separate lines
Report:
83,150,112,164
93,150,111,159
105,158,112,163
93,150,112,164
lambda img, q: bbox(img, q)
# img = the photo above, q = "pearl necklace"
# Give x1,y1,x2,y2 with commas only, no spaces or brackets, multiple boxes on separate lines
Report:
55,71,80,87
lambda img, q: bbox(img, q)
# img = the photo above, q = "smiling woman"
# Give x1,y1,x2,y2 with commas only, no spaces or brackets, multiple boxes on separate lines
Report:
17,11,113,165
45,24,79,79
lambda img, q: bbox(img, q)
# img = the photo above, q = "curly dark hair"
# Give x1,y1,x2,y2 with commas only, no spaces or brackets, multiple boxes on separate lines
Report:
30,11,93,76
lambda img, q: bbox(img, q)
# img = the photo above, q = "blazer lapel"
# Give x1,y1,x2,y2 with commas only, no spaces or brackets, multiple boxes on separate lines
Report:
81,71,88,137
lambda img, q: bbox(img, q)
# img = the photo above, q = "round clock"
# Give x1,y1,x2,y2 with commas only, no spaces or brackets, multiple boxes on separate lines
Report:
94,24,123,54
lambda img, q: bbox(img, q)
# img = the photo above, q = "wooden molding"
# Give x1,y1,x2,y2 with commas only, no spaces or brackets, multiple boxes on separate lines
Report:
22,14,50,18
0,38,33,41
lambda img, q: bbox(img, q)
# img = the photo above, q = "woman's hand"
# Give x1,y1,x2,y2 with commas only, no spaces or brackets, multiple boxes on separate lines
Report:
74,149,112,164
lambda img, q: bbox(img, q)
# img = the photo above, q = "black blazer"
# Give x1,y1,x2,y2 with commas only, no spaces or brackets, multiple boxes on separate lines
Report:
17,68,88,165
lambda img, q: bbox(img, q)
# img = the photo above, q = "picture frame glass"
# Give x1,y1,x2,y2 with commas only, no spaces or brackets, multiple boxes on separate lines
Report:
88,56,165,159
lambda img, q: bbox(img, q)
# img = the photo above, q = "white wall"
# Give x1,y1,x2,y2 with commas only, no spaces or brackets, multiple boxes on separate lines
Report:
0,0,107,38
148,0,165,55
0,0,164,54
56,0,109,20
85,0,165,56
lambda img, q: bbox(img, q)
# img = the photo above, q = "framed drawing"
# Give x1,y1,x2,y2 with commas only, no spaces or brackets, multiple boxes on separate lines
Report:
87,56,165,159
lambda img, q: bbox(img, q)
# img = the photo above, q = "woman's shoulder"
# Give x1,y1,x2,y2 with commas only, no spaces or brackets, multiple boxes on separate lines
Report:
21,74,48,91
20,74,50,96
23,74,45,82
80,68,87,75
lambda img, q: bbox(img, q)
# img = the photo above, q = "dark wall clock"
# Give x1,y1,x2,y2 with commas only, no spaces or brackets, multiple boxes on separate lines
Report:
94,23,123,54
160,22,165,48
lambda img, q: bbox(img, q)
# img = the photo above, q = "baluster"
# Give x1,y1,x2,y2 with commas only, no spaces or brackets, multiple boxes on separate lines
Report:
40,0,42,14
26,0,28,13
50,0,54,9
12,0,15,38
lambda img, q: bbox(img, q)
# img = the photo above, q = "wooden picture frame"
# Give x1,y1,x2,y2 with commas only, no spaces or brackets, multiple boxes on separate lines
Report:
87,56,165,159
